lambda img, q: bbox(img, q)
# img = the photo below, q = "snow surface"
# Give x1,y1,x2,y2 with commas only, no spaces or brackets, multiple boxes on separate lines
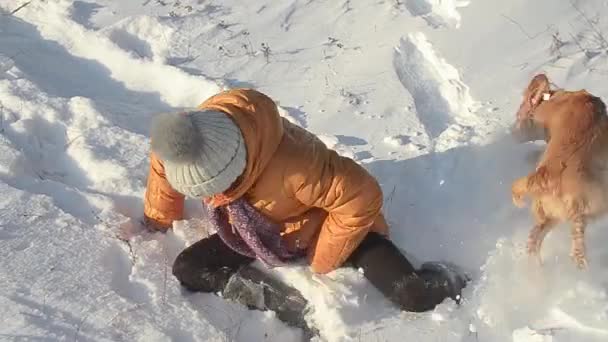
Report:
1,0,608,341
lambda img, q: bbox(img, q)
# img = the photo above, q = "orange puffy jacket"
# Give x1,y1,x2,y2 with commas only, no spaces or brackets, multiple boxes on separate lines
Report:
144,89,388,274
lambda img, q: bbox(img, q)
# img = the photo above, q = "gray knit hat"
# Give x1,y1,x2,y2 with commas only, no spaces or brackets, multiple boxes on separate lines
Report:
149,109,247,198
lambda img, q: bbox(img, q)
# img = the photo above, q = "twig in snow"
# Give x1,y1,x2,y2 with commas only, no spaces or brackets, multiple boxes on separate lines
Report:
240,30,256,57
64,134,83,150
260,43,272,63
567,30,593,58
550,31,567,58
326,37,344,49
545,63,569,73
342,0,352,13
501,14,553,40
102,230,138,266
386,184,397,207
385,184,398,224
122,236,137,266
588,66,608,75
533,326,566,335
217,20,234,31
217,45,239,58
93,211,139,266
502,14,534,39
10,1,31,15
569,0,608,50
339,88,362,105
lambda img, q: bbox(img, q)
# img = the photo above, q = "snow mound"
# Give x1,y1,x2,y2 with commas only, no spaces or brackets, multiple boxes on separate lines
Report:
393,32,486,152
404,0,471,29
103,15,176,63
469,236,608,342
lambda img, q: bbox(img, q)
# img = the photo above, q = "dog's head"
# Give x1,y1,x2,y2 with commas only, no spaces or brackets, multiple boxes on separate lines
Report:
511,74,553,143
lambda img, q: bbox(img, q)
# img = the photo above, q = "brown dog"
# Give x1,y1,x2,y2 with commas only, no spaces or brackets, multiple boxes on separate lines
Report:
511,73,608,269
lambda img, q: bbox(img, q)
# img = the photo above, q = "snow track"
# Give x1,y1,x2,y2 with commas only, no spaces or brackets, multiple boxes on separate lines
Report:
393,32,482,151
0,2,300,340
21,1,220,109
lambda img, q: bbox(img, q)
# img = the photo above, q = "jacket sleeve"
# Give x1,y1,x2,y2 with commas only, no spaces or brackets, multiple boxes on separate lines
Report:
143,151,185,229
290,150,384,274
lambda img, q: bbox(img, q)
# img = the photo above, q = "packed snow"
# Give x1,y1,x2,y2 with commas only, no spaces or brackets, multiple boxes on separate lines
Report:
1,0,608,341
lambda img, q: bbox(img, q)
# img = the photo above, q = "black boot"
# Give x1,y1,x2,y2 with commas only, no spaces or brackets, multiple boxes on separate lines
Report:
223,265,318,340
172,234,255,292
173,234,317,340
419,261,470,304
348,232,469,312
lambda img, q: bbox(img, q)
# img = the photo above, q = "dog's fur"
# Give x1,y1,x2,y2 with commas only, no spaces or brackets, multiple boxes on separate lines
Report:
511,74,608,269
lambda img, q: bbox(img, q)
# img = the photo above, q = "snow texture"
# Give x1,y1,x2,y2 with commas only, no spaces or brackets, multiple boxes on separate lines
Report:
1,0,608,341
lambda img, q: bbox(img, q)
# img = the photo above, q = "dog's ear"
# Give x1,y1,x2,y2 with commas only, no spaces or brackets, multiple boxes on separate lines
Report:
516,74,551,121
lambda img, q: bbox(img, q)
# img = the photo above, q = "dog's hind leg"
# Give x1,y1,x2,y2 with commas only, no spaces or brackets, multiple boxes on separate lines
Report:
563,196,589,269
569,216,588,269
527,200,557,265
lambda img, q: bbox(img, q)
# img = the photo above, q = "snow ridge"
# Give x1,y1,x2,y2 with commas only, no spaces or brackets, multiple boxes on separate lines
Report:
404,0,471,29
393,32,481,151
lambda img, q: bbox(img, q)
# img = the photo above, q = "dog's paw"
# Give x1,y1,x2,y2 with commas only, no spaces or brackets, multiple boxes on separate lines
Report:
512,189,525,207
526,239,538,255
512,193,526,208
574,256,588,270
526,245,544,266
511,178,528,208
570,248,588,270
526,253,544,268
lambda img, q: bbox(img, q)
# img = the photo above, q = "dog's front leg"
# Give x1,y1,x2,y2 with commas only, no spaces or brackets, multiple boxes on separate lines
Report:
512,176,529,208
569,216,588,269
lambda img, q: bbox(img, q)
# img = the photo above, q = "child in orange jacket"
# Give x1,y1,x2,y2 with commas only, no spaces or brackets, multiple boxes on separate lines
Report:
144,88,468,336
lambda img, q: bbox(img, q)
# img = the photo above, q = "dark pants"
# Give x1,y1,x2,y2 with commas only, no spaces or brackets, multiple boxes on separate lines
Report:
172,232,454,313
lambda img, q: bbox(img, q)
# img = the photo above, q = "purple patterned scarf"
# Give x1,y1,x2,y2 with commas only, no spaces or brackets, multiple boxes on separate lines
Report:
204,197,303,267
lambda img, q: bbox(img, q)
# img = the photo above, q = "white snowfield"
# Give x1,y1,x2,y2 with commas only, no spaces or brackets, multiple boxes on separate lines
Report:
1,0,607,341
